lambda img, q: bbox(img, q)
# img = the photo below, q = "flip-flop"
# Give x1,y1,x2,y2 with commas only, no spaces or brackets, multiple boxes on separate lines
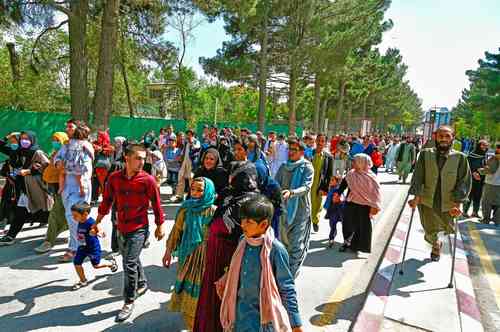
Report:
58,252,74,263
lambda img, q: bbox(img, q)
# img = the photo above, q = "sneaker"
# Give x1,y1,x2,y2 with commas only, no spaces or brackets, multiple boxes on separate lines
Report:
312,223,319,232
0,235,15,246
327,240,335,248
72,280,88,290
116,303,134,322
137,284,148,297
34,241,53,254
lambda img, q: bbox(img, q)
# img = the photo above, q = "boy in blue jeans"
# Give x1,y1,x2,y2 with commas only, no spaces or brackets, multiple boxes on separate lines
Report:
71,201,117,290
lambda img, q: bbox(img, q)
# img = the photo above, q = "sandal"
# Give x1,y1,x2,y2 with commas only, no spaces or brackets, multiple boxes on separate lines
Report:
430,241,443,262
109,258,118,273
58,251,75,263
72,280,88,290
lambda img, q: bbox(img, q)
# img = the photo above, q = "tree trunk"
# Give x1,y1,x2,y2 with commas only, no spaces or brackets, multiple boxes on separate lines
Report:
257,16,269,132
93,0,120,129
346,104,352,133
6,43,21,105
313,74,321,133
319,97,328,133
6,43,21,83
335,79,346,132
120,60,134,118
119,30,134,118
288,62,298,135
68,0,89,122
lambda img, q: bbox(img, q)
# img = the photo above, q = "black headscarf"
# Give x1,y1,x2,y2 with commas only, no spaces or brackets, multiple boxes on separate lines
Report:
15,131,40,168
468,140,488,172
216,160,260,234
194,148,229,197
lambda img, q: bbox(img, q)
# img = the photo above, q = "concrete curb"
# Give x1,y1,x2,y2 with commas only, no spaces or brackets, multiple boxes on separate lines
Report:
455,222,485,332
351,198,411,332
352,207,484,332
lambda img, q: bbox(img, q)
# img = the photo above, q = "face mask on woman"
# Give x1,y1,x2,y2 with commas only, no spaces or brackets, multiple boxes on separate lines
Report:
52,141,62,150
9,143,19,150
20,139,31,149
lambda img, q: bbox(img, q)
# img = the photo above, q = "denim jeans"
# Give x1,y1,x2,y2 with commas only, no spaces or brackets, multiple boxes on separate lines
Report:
118,226,148,303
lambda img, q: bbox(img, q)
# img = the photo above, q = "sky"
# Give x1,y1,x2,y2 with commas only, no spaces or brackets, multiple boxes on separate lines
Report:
167,0,500,111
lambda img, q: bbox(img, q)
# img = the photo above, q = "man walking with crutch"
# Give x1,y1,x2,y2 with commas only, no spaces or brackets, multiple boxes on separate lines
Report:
408,125,471,262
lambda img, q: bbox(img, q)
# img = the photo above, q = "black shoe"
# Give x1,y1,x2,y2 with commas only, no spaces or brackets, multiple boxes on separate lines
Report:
312,223,319,232
430,252,441,262
137,284,148,297
0,236,15,246
116,303,134,322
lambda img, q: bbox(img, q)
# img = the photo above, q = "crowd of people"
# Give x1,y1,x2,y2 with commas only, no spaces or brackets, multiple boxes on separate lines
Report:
0,119,498,330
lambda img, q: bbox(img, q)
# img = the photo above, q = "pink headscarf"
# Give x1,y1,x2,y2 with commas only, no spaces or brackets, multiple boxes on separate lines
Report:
345,153,381,210
218,227,292,331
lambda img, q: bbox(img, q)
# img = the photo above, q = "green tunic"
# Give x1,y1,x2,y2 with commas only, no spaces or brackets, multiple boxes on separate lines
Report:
396,143,416,181
409,148,471,244
310,153,324,225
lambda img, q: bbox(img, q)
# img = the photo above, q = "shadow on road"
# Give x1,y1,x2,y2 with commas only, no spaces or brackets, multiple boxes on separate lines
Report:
91,264,179,297
309,292,367,327
0,264,180,331
101,301,186,332
304,239,360,268
0,295,122,331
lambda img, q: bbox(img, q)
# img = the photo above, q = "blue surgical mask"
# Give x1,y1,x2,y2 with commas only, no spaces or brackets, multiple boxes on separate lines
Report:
20,139,31,149
52,141,62,150
9,143,19,150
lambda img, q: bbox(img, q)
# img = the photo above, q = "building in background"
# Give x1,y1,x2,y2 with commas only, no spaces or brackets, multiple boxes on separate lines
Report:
423,107,451,143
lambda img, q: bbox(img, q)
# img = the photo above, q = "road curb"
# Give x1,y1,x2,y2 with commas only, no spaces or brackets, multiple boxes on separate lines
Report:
352,206,485,332
456,222,487,332
351,194,410,332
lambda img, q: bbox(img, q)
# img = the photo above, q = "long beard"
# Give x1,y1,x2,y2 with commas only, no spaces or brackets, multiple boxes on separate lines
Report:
437,142,451,153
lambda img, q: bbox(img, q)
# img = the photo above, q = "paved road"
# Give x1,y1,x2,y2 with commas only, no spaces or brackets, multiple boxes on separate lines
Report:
0,172,408,332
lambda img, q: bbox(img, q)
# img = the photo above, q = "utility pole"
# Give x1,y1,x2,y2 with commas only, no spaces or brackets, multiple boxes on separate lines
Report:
214,97,218,125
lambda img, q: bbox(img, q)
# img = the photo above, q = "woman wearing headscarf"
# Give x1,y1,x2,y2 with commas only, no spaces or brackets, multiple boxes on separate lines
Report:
193,161,260,332
34,132,70,253
217,136,234,170
0,132,21,231
247,133,270,173
163,177,217,329
339,153,382,253
193,148,228,205
92,129,114,202
0,131,52,246
464,140,489,218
